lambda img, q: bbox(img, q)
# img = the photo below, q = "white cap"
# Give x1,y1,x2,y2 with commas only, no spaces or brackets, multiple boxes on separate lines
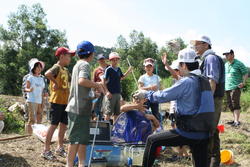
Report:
132,90,148,99
190,35,212,46
177,48,197,63
109,52,120,60
28,58,45,71
143,58,155,66
170,60,179,70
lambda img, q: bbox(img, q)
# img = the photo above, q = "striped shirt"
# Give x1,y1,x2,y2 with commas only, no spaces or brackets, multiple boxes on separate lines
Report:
225,59,248,91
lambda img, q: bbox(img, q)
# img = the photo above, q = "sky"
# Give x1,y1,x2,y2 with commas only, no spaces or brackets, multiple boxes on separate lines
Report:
0,0,250,67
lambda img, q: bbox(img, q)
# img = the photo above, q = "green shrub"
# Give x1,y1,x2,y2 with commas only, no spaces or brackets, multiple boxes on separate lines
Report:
0,98,25,134
161,77,173,89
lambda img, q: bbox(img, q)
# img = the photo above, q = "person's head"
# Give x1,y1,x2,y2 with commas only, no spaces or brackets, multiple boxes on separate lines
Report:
28,58,45,75
143,58,155,75
97,54,107,66
76,41,95,62
132,90,148,104
190,36,212,56
170,60,180,76
177,48,199,76
55,47,75,66
223,49,234,62
109,52,120,67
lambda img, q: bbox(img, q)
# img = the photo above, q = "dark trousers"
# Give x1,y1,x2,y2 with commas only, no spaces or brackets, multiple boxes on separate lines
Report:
142,130,209,167
146,101,160,121
208,97,223,167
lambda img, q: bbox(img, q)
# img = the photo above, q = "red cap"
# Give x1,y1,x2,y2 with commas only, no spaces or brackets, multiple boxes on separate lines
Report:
55,47,75,57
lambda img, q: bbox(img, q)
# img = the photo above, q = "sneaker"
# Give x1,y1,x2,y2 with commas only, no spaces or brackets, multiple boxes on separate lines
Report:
226,120,235,125
232,122,241,127
55,147,67,157
41,151,56,160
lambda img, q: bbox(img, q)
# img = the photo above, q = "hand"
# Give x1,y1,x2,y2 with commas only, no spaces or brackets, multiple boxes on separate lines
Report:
136,103,147,112
95,83,105,94
238,83,245,88
128,66,133,73
0,112,4,121
150,85,158,91
106,92,112,99
53,83,59,91
29,87,34,92
161,52,168,66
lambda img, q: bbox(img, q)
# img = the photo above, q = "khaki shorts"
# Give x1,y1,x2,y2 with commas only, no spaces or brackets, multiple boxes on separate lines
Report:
102,93,121,116
226,88,241,111
27,102,39,125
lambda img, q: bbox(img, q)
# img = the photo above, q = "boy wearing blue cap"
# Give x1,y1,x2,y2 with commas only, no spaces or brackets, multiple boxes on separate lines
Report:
66,41,104,167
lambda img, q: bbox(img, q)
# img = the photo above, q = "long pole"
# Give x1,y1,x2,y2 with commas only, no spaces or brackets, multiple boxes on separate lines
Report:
88,115,100,167
126,58,138,88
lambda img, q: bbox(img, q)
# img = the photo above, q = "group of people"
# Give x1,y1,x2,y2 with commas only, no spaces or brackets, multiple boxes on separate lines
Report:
13,35,248,167
142,36,248,167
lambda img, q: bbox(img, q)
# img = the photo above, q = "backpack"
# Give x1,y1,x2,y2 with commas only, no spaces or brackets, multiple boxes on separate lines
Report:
200,54,225,97
175,74,216,132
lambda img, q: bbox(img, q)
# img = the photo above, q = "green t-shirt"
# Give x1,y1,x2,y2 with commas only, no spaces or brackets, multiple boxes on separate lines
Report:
225,59,248,91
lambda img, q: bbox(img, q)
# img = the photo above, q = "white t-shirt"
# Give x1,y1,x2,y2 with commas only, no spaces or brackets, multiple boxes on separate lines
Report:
26,75,45,104
138,74,161,90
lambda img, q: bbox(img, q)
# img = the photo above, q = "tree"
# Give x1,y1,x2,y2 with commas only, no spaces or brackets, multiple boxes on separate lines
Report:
0,3,68,95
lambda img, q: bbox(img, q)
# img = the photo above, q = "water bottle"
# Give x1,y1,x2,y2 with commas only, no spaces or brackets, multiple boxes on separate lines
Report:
127,157,132,167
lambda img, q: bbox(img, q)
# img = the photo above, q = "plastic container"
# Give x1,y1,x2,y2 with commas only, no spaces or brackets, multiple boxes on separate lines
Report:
220,149,234,165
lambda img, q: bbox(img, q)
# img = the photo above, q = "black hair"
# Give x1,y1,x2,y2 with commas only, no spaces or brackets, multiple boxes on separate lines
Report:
179,62,199,71
78,53,93,59
31,62,42,74
202,42,212,49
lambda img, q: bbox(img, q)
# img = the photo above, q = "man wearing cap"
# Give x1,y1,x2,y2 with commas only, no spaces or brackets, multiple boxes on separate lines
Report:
42,47,75,160
92,54,109,120
223,49,248,127
191,36,225,167
143,48,213,167
112,90,159,143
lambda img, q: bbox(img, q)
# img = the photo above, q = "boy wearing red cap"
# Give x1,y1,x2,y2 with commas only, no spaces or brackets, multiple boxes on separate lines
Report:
42,47,75,160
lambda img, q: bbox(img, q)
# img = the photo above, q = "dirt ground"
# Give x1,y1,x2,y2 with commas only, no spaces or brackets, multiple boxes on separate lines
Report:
1,97,250,167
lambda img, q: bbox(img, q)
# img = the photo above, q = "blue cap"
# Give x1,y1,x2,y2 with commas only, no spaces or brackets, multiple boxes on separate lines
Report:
97,54,106,60
76,41,95,56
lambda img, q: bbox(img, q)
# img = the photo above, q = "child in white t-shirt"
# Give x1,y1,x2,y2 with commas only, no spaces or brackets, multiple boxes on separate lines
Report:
25,58,45,134
138,58,161,121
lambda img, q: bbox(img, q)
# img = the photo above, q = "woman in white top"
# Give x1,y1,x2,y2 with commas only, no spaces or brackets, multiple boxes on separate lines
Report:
138,58,161,121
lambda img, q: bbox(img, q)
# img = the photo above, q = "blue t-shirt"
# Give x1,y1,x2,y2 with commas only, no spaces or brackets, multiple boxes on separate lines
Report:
104,66,124,94
26,75,45,104
147,72,209,140
200,50,221,84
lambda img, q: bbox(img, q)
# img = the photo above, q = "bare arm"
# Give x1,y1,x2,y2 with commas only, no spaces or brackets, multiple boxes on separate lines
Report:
121,66,132,80
25,80,33,92
145,114,160,128
209,79,216,94
238,74,248,88
45,70,59,90
120,103,147,112
138,82,158,91
0,112,4,121
162,52,179,80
